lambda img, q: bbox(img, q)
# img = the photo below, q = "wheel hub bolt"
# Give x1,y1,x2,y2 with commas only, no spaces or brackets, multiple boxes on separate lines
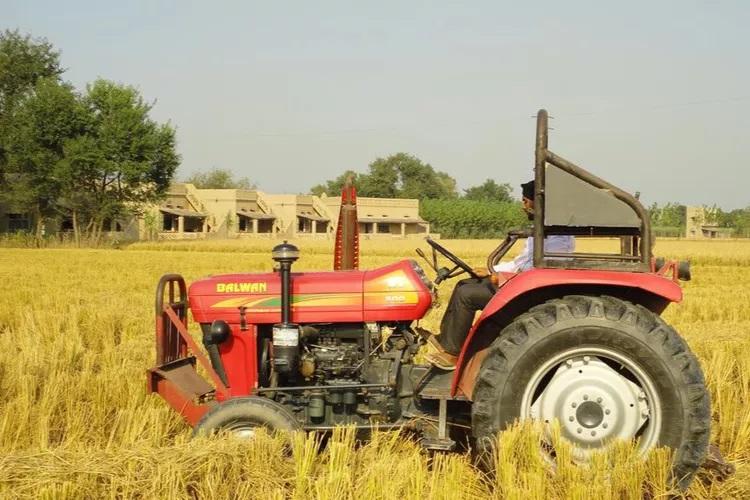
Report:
571,402,577,408
605,409,611,415
583,356,590,364
596,397,603,403
591,431,596,436
638,391,646,401
583,394,589,400
577,428,582,434
602,423,608,429
566,360,574,368
569,416,574,422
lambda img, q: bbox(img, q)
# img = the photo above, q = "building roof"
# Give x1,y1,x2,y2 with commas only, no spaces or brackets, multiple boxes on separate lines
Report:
296,208,329,222
160,207,207,218
237,211,275,220
359,216,426,224
297,213,329,222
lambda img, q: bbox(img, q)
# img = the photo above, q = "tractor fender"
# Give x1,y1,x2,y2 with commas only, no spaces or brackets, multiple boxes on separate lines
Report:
450,268,683,398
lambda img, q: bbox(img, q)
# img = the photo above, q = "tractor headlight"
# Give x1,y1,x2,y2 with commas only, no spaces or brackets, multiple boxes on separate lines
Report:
207,320,231,344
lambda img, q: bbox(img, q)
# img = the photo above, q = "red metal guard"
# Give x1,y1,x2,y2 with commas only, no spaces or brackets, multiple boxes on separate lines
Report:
333,177,359,270
147,274,228,426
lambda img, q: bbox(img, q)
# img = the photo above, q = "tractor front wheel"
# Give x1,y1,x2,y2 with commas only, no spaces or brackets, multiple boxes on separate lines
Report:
193,396,300,439
471,295,710,489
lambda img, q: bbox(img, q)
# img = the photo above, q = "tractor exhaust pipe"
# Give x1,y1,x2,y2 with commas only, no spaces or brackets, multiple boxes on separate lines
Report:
271,241,300,376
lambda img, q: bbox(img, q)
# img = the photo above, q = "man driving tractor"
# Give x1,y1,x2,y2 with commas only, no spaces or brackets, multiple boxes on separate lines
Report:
423,180,575,369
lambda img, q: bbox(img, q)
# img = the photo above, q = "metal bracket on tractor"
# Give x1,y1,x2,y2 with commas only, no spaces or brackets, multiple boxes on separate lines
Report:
701,443,736,481
146,274,229,426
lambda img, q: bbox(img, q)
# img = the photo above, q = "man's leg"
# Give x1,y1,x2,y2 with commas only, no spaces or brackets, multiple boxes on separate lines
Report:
437,277,495,355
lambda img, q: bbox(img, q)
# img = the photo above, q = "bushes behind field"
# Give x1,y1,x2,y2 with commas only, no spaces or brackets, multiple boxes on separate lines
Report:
421,199,527,239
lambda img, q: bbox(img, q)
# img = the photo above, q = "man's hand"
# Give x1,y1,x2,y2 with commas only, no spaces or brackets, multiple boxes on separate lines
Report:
471,267,508,287
472,267,490,278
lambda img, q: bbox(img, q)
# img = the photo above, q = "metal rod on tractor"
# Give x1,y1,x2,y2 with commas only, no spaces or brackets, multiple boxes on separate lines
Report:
532,109,652,270
271,241,301,378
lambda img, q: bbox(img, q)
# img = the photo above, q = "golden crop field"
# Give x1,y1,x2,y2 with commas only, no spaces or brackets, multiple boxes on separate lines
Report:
1,238,749,499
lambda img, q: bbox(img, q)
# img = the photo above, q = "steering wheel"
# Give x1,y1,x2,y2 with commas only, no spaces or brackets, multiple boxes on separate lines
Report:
424,237,481,284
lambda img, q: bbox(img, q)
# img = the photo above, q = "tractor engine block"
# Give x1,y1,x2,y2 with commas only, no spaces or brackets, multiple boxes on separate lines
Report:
300,337,363,380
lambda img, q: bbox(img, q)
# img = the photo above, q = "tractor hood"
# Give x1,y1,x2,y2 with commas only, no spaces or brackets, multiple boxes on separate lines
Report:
188,259,433,325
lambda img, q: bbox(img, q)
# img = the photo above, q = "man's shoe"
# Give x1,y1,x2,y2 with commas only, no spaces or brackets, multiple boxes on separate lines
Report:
414,327,457,370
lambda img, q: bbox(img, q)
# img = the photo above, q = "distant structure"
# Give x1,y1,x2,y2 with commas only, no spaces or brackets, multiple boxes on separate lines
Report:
0,183,433,241
0,200,138,239
134,184,430,240
321,194,430,238
685,206,732,239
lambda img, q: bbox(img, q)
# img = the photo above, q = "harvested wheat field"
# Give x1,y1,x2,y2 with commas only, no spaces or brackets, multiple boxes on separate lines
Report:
0,238,749,499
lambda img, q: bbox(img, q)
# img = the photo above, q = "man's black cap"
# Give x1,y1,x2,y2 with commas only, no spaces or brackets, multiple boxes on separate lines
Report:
521,180,534,200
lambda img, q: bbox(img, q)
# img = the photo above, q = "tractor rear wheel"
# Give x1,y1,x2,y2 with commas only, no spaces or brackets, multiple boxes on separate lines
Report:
193,396,300,439
471,295,710,489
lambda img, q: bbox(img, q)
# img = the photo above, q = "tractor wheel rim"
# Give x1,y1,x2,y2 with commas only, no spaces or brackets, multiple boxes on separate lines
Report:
520,346,661,461
226,423,259,440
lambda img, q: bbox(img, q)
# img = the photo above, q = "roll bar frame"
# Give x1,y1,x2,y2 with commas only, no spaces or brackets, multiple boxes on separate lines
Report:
532,109,652,271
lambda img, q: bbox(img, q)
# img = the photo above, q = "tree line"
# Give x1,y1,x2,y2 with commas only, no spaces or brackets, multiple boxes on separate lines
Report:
313,155,750,238
0,30,179,243
310,153,525,238
649,202,750,238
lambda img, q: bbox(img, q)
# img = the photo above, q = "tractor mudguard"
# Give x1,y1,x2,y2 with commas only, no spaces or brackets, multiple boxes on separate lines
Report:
450,267,683,398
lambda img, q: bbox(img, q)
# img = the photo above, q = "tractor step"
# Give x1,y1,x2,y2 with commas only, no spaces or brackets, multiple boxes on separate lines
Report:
418,397,456,451
421,437,456,451
147,356,216,425
148,356,214,400
417,368,468,401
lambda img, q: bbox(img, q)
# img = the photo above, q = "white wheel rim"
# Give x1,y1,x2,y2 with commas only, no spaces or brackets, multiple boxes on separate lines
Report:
226,423,259,440
520,346,662,461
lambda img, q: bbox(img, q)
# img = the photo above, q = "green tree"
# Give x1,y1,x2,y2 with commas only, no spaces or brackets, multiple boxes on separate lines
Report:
312,153,457,199
359,158,399,197
390,153,455,199
185,167,254,189
719,206,750,237
2,78,88,236
648,202,686,229
463,179,513,202
436,171,458,199
421,198,526,238
0,30,63,186
310,170,359,196
57,79,179,243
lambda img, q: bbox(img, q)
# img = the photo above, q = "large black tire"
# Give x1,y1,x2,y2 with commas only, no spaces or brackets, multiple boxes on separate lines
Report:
193,396,300,438
471,295,710,489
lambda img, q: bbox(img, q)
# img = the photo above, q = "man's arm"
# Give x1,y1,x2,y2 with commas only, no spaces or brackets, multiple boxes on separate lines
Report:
491,235,575,274
493,237,532,273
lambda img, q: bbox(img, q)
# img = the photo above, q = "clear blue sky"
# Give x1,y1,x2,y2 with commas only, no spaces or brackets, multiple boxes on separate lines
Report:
4,1,749,208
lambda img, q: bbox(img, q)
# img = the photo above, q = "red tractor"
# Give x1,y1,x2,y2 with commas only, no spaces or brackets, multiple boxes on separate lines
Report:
148,110,710,487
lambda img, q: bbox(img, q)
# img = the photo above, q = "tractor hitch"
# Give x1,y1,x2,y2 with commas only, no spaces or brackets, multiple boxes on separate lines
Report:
701,443,736,481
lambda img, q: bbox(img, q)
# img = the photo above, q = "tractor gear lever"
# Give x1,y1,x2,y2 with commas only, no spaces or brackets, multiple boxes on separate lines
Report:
415,248,437,273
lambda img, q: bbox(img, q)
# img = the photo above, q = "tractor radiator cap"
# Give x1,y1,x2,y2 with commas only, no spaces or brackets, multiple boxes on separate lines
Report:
272,241,300,263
